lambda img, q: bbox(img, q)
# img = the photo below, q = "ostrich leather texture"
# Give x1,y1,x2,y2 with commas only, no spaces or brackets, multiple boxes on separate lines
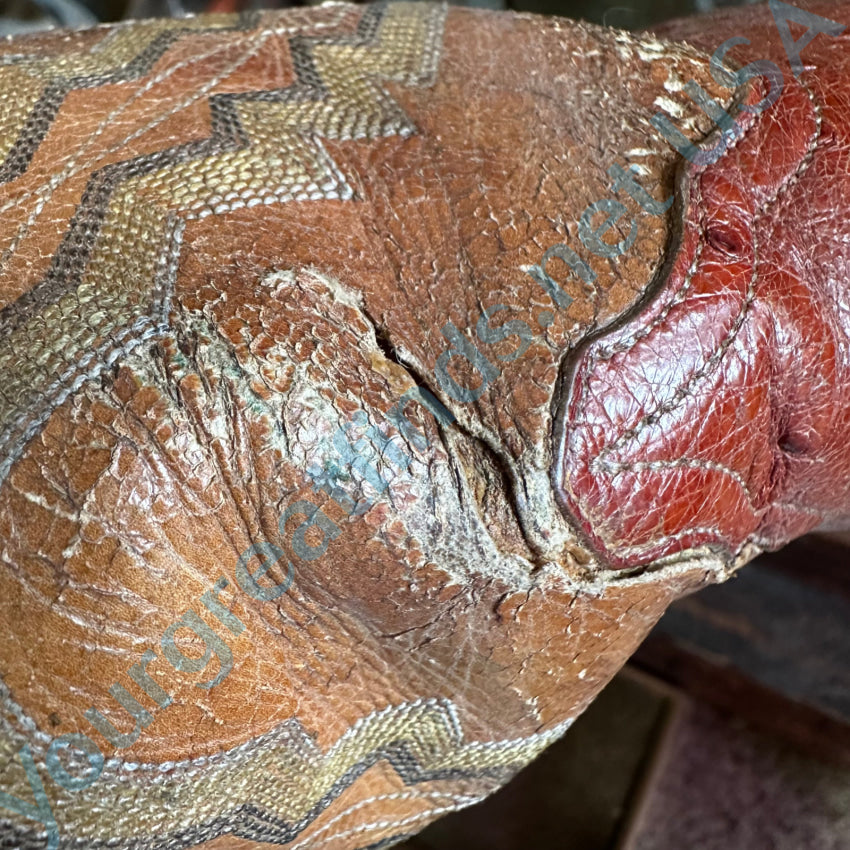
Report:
0,1,847,849
560,1,850,568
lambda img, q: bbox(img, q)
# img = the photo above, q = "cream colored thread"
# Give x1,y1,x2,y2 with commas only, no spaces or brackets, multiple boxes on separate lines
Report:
287,791,483,850
595,456,756,505
599,75,824,459
305,804,475,850
0,5,354,239
0,30,275,271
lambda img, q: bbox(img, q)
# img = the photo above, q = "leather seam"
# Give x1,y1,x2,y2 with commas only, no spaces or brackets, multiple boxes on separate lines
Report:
590,78,823,467
570,74,825,560
607,525,732,558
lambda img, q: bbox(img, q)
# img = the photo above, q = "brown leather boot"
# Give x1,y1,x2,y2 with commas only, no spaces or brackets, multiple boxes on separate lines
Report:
0,1,847,847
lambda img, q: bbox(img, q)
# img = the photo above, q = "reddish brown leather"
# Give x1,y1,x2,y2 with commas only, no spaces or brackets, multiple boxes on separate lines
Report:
559,1,850,568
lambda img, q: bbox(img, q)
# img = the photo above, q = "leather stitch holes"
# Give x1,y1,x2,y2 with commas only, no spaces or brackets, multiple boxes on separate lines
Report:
582,205,757,558
592,209,758,465
595,457,757,508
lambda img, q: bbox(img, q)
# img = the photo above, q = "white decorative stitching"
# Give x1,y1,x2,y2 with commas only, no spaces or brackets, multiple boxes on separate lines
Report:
304,804,477,850
287,791,485,850
593,455,756,506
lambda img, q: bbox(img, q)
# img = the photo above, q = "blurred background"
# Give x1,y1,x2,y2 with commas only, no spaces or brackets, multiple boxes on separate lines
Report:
0,0,760,34
1,0,848,847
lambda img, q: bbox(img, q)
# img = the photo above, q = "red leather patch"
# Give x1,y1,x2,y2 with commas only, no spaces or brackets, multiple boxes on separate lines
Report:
557,25,850,569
